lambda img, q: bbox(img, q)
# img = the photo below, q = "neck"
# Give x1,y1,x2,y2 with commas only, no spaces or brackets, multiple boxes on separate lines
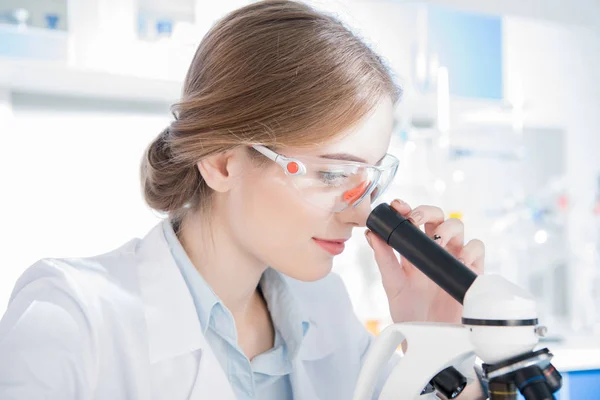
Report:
176,209,267,319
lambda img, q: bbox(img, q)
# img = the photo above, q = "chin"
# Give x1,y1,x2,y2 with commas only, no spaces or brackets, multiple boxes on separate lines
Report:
289,258,334,282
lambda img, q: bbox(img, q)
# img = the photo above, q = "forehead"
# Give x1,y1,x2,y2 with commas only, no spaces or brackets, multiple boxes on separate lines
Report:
298,97,394,164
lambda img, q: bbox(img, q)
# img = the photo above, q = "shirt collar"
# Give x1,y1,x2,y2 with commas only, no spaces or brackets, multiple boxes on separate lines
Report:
260,267,311,360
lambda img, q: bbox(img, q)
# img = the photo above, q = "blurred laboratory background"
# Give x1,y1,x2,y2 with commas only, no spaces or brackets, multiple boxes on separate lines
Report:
1,0,599,397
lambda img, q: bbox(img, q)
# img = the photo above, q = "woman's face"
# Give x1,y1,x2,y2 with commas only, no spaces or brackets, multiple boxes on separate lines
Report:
226,97,395,281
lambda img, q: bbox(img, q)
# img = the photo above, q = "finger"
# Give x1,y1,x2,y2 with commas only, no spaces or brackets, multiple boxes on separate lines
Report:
432,218,465,251
458,239,485,274
366,230,398,267
365,230,406,295
407,205,445,236
390,199,412,216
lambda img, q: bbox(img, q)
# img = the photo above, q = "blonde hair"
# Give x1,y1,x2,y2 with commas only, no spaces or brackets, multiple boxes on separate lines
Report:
141,0,401,222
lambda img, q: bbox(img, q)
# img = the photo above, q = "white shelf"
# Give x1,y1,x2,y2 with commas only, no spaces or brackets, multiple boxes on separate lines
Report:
0,57,183,103
545,334,600,372
406,90,564,131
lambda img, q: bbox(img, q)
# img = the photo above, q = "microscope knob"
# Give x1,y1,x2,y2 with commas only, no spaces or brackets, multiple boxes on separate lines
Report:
430,366,467,399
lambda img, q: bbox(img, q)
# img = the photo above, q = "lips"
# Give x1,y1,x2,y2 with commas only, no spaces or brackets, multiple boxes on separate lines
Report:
312,238,348,256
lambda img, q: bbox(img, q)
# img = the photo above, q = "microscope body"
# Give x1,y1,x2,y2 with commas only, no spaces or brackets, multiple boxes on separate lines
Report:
353,274,547,400
353,204,562,400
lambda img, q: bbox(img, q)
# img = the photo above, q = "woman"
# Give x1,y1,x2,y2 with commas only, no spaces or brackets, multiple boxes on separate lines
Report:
0,1,486,399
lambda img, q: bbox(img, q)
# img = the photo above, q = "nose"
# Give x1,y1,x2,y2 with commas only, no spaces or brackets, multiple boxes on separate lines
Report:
336,197,372,227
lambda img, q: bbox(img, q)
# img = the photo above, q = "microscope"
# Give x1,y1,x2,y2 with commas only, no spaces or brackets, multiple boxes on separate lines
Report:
352,204,562,400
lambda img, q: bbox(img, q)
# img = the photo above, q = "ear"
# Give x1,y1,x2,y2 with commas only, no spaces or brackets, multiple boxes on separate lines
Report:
196,147,247,193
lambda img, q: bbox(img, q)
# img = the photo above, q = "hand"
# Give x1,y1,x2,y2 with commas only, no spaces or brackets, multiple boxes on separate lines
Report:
365,199,485,324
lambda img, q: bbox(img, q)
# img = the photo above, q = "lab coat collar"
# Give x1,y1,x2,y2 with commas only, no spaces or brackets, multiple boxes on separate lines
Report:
136,220,205,364
136,220,338,365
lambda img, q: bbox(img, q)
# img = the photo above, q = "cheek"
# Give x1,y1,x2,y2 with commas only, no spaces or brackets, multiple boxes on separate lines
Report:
233,168,322,240
227,167,335,277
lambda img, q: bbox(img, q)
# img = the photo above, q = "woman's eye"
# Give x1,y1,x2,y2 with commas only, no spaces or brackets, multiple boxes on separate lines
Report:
318,171,349,186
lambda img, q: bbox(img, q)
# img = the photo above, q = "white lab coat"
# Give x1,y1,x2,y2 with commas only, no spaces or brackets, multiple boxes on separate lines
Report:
0,220,391,399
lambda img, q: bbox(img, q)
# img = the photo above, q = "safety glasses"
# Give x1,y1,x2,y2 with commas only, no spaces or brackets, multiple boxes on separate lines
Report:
251,145,399,213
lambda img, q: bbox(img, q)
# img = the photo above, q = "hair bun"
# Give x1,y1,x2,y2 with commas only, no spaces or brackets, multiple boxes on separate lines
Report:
141,127,201,218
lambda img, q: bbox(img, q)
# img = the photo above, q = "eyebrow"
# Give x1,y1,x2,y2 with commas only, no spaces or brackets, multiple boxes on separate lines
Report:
318,153,367,163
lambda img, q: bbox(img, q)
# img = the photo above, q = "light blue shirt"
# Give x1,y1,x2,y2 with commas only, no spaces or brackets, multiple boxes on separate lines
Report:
163,220,309,400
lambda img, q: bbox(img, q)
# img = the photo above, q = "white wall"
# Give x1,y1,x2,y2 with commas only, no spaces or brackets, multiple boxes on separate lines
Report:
502,17,600,328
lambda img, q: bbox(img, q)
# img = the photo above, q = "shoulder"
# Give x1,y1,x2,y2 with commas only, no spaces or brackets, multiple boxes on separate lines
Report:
0,251,133,397
3,236,144,340
10,237,141,308
0,238,145,391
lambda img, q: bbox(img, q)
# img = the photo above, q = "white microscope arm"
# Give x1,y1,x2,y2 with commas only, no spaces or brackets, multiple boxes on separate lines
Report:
353,322,475,400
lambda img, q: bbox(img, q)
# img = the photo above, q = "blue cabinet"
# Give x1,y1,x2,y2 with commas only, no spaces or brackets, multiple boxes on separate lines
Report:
427,5,503,100
567,369,600,399
515,369,600,399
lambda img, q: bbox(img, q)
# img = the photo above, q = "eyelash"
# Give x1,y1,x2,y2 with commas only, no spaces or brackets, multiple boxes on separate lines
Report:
318,171,349,186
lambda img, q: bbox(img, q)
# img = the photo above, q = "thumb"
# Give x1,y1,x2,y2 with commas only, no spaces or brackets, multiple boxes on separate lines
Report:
365,229,406,296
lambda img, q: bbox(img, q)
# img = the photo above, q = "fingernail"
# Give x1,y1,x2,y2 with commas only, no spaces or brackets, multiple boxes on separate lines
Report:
408,211,423,224
365,230,373,248
392,199,404,209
